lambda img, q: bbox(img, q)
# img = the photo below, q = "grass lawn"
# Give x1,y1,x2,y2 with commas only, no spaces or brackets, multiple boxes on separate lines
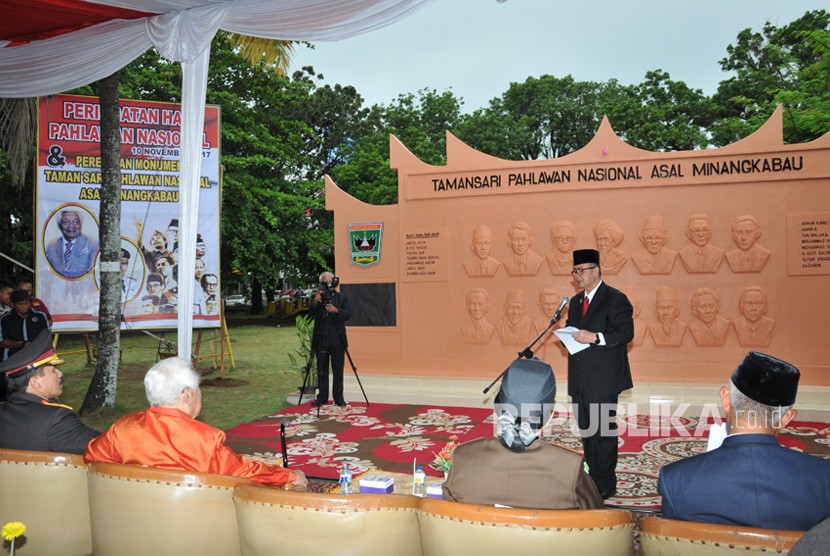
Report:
57,312,307,433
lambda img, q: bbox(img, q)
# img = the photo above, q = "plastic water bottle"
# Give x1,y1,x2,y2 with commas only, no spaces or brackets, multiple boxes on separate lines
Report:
412,465,426,496
339,463,352,494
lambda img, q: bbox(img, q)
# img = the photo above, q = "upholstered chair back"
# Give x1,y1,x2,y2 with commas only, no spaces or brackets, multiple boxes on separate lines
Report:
0,449,92,556
87,461,250,556
639,516,805,555
417,497,635,556
232,484,423,556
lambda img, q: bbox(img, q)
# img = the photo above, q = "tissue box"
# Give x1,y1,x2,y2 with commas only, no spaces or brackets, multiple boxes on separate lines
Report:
426,482,443,499
358,475,395,494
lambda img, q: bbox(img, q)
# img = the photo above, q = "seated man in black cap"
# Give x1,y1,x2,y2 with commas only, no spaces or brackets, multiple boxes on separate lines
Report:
0,289,50,361
442,358,603,509
0,330,99,454
658,352,830,531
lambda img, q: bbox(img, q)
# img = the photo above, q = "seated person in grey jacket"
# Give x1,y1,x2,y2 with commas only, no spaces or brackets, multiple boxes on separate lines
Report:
443,358,603,509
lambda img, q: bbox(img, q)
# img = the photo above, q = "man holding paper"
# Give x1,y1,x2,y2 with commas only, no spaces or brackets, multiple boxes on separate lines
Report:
562,248,634,499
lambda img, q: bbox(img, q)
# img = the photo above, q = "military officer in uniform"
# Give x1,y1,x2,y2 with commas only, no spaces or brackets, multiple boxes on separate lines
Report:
0,330,99,454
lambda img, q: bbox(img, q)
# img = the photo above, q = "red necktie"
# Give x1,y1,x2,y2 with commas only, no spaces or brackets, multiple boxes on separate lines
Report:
581,295,590,319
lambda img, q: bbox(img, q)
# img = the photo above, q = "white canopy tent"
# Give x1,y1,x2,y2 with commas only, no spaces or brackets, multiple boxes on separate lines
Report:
0,0,435,358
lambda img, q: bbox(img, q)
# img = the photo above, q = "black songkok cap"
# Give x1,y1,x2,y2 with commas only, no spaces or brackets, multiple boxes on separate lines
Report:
731,351,800,407
495,358,556,427
572,249,600,266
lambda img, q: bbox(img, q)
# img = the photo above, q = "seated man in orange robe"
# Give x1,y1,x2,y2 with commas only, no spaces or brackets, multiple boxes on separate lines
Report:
85,357,306,489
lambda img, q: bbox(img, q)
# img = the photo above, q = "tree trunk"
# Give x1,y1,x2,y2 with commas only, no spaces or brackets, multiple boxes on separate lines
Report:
81,71,122,415
250,278,263,314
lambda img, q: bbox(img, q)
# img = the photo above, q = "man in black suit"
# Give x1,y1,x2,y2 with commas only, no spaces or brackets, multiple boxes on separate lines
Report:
565,248,634,499
0,330,99,454
309,272,352,407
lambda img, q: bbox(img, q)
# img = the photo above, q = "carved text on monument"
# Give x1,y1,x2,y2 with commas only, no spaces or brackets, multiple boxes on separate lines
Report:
417,155,805,199
786,214,830,275
403,229,447,282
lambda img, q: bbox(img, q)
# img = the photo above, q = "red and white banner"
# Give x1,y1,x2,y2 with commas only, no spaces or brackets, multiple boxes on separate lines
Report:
36,94,221,331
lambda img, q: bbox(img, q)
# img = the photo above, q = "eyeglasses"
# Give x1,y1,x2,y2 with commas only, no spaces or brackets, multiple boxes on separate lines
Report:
570,265,598,276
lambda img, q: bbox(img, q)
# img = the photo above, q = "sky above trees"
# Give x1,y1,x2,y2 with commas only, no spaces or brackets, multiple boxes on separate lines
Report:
291,0,823,112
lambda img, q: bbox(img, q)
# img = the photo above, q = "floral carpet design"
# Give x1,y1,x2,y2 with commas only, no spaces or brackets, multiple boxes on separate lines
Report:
225,403,830,510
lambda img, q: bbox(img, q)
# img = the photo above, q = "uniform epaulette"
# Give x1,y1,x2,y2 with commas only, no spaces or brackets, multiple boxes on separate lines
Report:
40,400,73,410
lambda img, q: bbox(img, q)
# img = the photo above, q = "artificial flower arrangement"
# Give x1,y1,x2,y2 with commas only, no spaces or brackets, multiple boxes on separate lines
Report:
2,521,26,555
431,434,459,475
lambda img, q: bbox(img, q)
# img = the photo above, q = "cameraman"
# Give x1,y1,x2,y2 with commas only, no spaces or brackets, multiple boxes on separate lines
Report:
309,272,352,407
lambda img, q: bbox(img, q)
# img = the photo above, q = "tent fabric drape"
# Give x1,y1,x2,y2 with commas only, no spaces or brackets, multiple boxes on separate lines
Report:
0,0,436,358
176,48,211,356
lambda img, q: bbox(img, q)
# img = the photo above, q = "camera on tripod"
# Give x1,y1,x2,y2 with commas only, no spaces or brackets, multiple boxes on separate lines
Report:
319,275,340,304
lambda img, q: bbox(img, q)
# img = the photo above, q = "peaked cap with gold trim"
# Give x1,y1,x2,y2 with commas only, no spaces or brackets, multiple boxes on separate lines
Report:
0,330,64,376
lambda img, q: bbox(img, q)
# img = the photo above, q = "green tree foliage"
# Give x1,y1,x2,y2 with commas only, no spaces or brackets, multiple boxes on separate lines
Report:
1,10,827,292
329,88,466,205
613,70,714,151
711,9,830,145
0,150,33,279
206,35,331,291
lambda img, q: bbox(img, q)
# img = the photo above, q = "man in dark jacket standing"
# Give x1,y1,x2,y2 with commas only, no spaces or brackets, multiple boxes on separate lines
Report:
565,249,634,499
0,330,99,454
309,272,352,407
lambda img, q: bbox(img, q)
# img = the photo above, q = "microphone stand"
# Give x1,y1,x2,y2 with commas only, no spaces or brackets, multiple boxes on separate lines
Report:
482,313,565,395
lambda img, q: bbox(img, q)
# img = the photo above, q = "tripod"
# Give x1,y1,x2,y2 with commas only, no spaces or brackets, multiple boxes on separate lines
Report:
299,292,370,414
483,297,569,395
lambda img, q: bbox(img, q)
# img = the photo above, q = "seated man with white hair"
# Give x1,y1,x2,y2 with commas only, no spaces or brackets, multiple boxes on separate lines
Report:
85,357,306,489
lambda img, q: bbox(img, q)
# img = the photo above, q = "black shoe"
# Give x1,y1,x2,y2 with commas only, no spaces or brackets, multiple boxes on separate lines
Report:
311,399,327,407
334,400,347,407
600,488,617,500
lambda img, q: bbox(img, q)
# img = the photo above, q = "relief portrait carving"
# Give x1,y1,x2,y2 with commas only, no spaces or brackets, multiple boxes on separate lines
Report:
627,290,647,347
463,224,502,277
497,288,534,346
688,287,731,346
534,287,565,339
546,220,577,275
593,218,629,275
733,285,774,347
726,215,771,273
462,287,495,345
632,216,677,274
533,288,566,361
504,221,543,277
678,214,725,273
649,286,687,347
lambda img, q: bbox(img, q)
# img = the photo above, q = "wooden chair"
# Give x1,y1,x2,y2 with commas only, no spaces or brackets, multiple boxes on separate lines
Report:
417,497,635,556
232,484,423,556
87,462,251,556
0,448,92,556
639,516,805,555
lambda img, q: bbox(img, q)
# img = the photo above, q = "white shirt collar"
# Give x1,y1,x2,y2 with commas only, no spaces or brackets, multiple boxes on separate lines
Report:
584,280,603,302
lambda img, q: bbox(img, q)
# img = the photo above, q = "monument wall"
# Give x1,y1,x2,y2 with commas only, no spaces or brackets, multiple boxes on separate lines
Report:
325,107,830,387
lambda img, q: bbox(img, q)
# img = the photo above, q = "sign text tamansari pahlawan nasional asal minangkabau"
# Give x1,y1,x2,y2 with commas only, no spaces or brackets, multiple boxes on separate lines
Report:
429,156,805,193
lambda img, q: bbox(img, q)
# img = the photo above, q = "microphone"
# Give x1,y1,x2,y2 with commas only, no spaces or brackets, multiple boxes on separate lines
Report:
550,296,570,324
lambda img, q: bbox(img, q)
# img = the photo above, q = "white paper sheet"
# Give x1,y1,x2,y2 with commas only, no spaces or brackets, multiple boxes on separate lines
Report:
554,326,591,355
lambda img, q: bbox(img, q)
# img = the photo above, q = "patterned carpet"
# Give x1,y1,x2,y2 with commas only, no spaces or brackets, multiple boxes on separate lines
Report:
225,402,830,510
